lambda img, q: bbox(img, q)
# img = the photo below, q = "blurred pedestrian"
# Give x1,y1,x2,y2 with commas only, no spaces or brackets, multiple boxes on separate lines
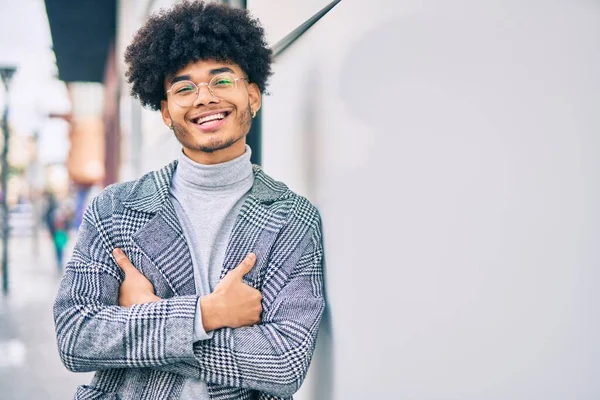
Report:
43,190,72,270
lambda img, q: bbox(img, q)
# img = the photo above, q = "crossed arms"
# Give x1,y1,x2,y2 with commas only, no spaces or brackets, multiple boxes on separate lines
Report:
53,198,325,398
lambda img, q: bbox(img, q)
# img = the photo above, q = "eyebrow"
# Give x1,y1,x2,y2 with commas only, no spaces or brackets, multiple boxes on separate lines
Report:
169,67,236,85
209,67,235,75
170,74,192,85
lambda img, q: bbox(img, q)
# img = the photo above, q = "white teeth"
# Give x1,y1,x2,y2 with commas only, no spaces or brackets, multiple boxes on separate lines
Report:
197,113,225,124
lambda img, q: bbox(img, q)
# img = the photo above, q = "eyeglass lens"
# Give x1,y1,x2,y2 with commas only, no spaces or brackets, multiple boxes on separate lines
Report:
170,74,238,106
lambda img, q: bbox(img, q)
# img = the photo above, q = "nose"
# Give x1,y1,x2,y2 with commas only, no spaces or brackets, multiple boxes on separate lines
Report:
193,82,219,107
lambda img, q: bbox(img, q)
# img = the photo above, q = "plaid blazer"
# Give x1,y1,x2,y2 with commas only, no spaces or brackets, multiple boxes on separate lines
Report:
53,161,325,400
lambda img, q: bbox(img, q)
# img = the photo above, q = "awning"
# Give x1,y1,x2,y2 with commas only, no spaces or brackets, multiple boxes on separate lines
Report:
44,0,116,83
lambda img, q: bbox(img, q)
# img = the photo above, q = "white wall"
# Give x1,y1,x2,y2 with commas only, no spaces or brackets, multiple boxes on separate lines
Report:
251,0,600,398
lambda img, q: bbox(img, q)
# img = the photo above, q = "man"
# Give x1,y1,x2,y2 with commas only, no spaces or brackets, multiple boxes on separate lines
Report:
53,2,325,399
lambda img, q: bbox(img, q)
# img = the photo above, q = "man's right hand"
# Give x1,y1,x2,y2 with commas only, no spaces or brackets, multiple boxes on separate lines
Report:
200,253,263,331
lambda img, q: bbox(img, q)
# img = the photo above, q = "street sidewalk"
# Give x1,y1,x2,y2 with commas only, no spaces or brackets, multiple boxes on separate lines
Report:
0,229,93,400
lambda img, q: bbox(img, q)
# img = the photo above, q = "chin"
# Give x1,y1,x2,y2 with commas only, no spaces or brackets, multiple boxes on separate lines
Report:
194,136,237,153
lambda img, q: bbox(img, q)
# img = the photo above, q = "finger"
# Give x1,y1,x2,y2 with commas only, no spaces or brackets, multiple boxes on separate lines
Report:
226,253,256,280
112,248,137,275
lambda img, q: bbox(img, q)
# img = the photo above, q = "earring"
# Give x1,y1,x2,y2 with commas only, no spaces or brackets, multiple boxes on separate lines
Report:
251,110,257,119
169,123,173,130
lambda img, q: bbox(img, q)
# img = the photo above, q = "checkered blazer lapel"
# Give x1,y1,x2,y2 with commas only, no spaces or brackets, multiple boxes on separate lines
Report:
219,168,291,285
121,160,290,298
122,161,195,296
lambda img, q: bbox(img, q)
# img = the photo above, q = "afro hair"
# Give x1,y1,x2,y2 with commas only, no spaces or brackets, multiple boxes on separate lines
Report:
124,1,273,110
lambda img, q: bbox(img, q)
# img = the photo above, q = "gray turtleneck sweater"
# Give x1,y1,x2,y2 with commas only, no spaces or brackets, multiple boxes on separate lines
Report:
170,145,254,399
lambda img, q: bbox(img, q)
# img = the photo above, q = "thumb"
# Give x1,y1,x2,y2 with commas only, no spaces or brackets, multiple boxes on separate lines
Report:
226,253,256,281
112,248,137,276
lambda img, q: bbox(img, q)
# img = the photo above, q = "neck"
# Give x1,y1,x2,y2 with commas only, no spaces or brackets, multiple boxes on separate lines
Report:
183,139,247,165
176,144,253,189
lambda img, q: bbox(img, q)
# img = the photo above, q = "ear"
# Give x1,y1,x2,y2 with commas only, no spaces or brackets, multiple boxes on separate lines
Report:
160,99,171,128
247,83,262,116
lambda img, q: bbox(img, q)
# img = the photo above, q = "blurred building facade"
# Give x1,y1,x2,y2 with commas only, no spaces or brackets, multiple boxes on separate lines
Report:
45,0,118,201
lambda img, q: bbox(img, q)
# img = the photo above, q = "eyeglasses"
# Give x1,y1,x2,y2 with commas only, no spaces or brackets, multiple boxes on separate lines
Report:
165,74,248,107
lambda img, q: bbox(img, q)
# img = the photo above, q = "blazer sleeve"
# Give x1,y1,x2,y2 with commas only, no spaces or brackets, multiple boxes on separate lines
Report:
53,196,198,372
154,219,326,399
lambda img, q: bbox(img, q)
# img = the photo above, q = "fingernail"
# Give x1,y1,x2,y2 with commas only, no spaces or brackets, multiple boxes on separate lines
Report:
113,248,123,257
247,252,255,259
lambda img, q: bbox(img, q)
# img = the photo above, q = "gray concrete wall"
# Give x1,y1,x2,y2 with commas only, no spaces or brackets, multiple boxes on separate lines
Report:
250,0,600,398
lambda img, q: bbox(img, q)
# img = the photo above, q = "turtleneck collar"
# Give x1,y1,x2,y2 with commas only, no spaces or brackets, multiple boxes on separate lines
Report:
175,145,253,190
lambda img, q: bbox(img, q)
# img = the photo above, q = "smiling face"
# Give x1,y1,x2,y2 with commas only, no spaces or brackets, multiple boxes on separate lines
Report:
160,59,261,165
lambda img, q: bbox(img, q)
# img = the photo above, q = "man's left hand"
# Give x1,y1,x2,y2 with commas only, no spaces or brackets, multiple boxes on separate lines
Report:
113,248,161,307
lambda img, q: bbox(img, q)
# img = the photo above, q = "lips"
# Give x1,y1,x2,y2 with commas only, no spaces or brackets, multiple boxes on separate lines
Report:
190,110,231,125
189,110,231,132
